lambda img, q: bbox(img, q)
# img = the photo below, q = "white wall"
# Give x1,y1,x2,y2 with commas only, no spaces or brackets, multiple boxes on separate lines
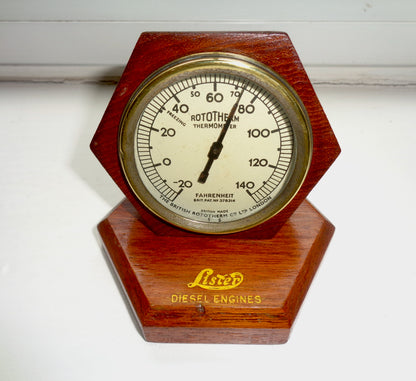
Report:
1,0,415,84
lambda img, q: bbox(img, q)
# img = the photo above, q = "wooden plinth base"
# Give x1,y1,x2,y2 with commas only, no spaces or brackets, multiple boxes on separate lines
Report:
97,199,335,344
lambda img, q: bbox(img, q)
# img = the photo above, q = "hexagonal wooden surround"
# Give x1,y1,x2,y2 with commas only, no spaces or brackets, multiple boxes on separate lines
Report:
90,32,340,238
91,32,340,344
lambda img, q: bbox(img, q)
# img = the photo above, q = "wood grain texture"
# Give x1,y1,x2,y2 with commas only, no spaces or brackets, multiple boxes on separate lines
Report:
97,198,335,344
90,32,341,238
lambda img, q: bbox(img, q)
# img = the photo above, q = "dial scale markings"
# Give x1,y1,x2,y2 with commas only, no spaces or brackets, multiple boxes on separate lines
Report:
135,73,294,210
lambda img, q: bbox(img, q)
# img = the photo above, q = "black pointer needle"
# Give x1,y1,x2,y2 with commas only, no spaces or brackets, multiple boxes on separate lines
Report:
198,86,246,184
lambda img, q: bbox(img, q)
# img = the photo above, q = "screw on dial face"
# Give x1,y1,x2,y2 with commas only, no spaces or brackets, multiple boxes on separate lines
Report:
119,53,312,234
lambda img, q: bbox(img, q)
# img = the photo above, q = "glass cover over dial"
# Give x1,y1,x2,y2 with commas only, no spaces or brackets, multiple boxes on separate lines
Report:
119,53,312,234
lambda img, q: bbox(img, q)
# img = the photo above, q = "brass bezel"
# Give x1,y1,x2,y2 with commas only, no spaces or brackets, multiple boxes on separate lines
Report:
119,52,312,234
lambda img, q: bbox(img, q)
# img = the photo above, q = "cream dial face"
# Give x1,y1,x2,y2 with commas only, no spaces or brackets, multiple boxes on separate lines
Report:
119,53,312,234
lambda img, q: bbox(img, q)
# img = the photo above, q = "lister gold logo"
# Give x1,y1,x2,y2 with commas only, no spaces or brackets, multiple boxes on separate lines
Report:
187,268,244,290
171,268,261,305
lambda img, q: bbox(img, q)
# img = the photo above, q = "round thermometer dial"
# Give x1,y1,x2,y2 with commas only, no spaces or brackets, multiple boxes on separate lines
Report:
119,53,312,234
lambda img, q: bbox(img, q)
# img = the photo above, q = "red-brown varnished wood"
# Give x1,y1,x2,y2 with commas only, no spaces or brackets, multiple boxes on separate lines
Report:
97,198,335,344
91,32,341,238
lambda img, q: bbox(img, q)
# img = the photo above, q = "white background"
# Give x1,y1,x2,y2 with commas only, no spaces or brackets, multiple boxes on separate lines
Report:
1,1,416,380
1,0,416,83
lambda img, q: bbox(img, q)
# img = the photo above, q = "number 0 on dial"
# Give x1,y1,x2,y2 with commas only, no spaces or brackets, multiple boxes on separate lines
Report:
119,52,312,234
